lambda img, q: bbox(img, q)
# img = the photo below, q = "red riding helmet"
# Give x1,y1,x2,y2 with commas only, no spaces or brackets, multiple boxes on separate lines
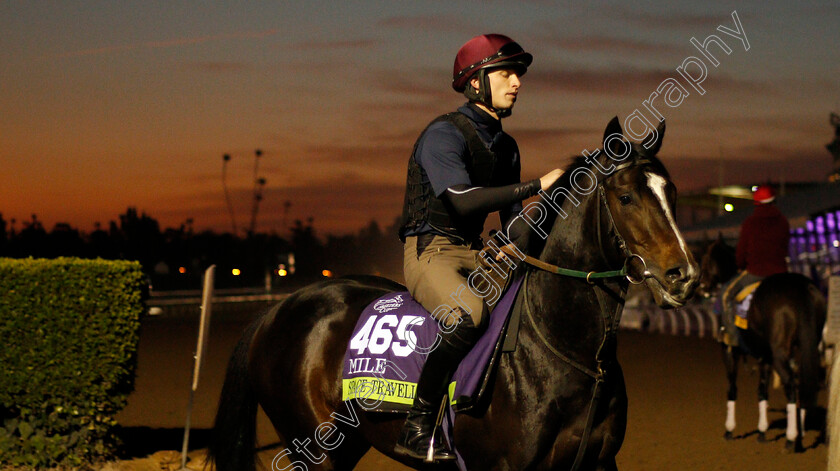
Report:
753,185,775,204
452,34,533,92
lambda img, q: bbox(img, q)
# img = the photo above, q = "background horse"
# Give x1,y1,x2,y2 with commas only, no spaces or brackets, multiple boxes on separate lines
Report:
207,117,698,471
697,236,826,451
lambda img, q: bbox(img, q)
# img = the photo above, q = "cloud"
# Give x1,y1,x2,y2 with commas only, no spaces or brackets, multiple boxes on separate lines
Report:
508,126,594,142
376,15,467,32
300,142,408,169
184,61,252,73
528,67,671,96
613,8,729,30
373,68,452,99
294,39,380,50
549,36,683,55
527,65,769,97
53,28,281,59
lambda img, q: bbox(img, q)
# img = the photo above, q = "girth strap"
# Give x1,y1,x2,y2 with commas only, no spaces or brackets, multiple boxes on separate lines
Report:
569,283,625,471
520,269,626,471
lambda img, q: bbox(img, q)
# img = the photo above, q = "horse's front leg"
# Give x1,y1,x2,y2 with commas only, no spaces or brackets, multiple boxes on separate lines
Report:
723,345,740,439
757,361,772,442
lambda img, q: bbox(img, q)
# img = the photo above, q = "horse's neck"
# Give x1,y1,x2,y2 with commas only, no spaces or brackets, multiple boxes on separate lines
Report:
539,188,615,273
523,191,623,367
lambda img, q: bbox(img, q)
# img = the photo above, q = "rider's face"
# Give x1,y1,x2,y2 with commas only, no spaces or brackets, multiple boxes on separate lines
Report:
470,67,522,113
486,68,521,110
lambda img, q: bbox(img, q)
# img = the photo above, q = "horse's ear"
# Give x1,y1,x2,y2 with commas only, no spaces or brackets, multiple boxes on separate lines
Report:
603,116,622,143
603,116,625,157
641,119,666,156
717,231,724,242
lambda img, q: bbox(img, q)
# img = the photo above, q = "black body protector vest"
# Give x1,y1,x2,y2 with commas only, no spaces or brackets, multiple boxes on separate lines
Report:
398,112,515,243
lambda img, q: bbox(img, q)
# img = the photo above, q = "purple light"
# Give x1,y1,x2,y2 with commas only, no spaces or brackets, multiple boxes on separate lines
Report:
827,212,836,231
816,216,825,235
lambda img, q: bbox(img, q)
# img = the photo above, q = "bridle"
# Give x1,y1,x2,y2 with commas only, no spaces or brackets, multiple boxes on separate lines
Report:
499,157,654,285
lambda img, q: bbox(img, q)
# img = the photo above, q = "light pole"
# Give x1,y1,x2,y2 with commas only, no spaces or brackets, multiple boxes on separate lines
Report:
222,153,238,235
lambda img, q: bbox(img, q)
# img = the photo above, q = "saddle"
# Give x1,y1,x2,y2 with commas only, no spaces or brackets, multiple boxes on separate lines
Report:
341,272,525,414
734,281,761,303
733,282,761,329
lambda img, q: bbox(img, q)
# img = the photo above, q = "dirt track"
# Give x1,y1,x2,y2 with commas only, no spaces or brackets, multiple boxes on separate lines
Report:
114,304,828,470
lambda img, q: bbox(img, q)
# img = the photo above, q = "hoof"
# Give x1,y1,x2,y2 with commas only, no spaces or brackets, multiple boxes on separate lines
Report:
757,432,766,443
724,431,734,440
784,440,795,453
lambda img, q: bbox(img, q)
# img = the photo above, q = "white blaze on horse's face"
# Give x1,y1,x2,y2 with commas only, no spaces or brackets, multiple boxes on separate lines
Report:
643,170,698,306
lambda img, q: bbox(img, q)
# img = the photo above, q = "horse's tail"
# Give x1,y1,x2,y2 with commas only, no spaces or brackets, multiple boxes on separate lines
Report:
206,318,262,471
797,281,826,409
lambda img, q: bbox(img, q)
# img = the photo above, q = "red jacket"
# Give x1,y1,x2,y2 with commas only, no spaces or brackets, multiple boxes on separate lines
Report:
735,204,790,276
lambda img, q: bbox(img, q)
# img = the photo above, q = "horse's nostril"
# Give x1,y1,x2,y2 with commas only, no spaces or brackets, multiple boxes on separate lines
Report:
665,266,686,282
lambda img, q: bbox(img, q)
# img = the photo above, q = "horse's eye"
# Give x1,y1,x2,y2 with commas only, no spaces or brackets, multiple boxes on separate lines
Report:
619,194,632,206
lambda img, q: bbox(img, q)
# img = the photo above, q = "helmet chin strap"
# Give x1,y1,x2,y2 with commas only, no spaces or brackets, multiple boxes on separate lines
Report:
463,69,513,119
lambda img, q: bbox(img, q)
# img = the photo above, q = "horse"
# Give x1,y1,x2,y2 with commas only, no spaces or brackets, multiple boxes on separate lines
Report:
207,116,699,471
697,235,826,451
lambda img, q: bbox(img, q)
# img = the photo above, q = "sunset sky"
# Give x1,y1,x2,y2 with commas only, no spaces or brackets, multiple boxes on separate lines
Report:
3,1,839,236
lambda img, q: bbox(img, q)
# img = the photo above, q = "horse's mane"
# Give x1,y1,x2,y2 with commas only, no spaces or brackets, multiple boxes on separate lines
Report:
524,154,596,256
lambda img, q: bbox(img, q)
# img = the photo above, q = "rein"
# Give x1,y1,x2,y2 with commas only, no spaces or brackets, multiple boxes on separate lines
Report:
499,246,646,285
498,158,652,285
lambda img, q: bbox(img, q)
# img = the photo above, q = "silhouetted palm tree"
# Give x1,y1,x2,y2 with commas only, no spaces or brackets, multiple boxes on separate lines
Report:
248,149,265,236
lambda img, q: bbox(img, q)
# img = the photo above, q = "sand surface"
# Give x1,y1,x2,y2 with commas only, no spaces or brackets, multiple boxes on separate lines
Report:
111,304,827,470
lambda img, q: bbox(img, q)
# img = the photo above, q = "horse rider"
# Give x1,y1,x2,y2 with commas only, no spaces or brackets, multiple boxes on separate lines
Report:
395,33,564,461
720,184,790,346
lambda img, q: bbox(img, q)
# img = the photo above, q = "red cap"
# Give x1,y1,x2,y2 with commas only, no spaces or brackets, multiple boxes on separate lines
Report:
452,34,532,92
753,185,775,204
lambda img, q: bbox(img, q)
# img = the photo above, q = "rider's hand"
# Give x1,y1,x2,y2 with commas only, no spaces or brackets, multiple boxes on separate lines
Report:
540,169,564,191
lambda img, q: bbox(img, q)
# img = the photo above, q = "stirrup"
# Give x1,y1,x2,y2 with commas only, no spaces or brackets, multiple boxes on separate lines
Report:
394,429,455,462
394,396,455,461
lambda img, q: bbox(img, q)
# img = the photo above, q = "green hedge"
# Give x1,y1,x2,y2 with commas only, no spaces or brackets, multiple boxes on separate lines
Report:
0,258,145,468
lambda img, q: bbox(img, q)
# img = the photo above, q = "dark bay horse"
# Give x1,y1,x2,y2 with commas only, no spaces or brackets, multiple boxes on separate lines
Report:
697,236,826,451
208,117,698,470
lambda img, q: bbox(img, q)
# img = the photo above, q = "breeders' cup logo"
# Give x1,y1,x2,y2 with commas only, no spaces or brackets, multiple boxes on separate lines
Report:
374,295,403,313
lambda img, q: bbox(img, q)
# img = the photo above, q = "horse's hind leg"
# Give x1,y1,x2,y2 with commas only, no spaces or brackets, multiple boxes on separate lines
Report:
723,346,740,439
772,354,801,452
756,361,771,442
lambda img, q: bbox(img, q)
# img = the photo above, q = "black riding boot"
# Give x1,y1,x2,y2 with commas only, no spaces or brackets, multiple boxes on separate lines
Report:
394,315,480,462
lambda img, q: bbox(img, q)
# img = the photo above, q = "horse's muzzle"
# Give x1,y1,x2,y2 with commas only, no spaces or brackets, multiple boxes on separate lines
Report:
649,261,699,308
